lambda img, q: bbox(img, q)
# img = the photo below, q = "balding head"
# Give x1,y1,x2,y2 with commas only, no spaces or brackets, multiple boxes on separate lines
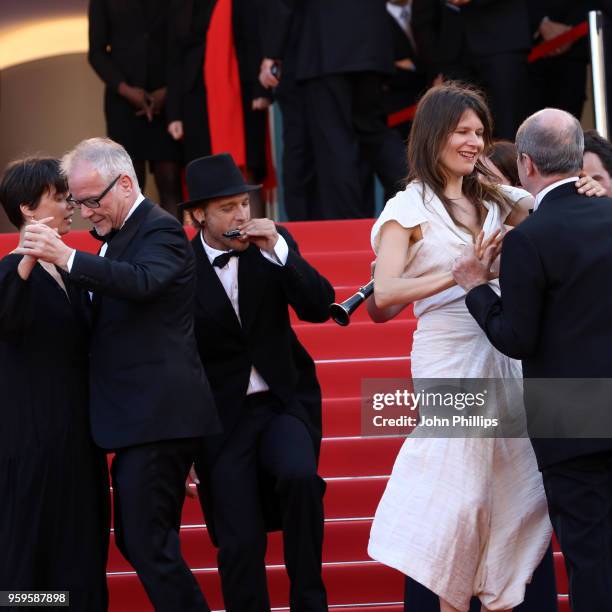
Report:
516,108,584,177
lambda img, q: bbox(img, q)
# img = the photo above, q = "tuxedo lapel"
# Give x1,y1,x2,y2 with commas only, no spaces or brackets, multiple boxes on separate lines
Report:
238,246,270,334
105,199,153,262
192,235,243,337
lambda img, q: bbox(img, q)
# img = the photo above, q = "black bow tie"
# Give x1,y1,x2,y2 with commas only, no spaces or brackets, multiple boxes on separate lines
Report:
212,250,241,268
90,228,119,243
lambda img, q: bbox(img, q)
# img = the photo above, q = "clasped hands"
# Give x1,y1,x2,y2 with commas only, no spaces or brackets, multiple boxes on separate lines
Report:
119,83,166,122
14,220,72,270
452,229,504,292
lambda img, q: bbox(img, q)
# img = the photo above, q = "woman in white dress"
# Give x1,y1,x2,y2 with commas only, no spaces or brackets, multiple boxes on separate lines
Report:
366,83,552,612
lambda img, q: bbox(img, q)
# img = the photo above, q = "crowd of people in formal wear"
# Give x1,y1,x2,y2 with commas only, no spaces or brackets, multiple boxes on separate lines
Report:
3,1,612,612
86,0,612,222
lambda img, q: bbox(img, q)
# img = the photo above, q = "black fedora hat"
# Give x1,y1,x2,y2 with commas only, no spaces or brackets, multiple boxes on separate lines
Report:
179,153,261,211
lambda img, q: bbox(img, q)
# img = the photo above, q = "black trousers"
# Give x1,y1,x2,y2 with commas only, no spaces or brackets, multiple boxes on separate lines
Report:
542,451,612,612
111,438,208,612
403,543,557,611
303,72,407,219
198,393,327,612
444,51,529,141
276,77,319,221
528,56,588,120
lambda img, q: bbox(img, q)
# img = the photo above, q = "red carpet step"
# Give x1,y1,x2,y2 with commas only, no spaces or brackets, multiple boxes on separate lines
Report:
108,561,404,611
109,518,377,573
295,319,415,360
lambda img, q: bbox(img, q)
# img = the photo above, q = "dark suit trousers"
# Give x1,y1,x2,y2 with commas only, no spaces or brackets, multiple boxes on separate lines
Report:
304,72,406,219
542,451,612,612
403,543,557,611
201,393,327,612
528,56,588,120
111,438,209,612
444,52,529,140
276,77,319,221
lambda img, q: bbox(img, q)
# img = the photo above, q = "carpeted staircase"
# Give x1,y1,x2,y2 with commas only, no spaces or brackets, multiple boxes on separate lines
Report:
0,218,569,611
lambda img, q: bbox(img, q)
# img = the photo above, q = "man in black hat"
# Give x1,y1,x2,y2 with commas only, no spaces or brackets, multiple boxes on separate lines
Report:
181,153,333,611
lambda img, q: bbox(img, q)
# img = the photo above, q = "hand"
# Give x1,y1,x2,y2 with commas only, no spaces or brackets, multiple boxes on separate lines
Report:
238,218,279,253
395,58,416,71
168,120,184,140
185,464,200,499
119,82,152,118
148,87,167,115
15,216,56,279
252,97,272,111
14,222,73,269
474,228,503,261
576,172,606,197
539,18,572,56
452,231,503,291
259,58,280,89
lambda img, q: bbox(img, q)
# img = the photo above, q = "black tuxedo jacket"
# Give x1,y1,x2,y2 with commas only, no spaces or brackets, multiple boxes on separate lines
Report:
412,0,531,75
466,183,612,468
69,199,219,450
262,0,395,81
88,0,173,92
192,226,334,458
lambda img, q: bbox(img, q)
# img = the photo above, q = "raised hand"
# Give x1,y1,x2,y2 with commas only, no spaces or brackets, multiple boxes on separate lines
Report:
238,218,279,254
576,172,606,197
14,222,73,269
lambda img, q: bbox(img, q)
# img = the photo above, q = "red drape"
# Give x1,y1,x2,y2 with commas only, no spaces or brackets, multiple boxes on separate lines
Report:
204,0,246,168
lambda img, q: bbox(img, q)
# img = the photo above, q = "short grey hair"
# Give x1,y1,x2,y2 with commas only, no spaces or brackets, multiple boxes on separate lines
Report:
515,109,584,176
61,137,140,189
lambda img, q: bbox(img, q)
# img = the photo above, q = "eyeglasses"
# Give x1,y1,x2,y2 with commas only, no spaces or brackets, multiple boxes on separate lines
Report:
67,174,121,209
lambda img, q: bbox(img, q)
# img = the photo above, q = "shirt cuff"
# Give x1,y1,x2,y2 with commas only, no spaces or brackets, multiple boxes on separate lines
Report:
260,234,288,266
66,249,76,272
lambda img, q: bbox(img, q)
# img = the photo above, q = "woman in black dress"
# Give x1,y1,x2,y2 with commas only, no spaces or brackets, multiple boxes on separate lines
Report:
88,0,183,216
0,158,109,610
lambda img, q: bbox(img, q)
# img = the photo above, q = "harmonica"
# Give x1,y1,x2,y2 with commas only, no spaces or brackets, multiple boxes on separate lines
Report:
223,229,242,238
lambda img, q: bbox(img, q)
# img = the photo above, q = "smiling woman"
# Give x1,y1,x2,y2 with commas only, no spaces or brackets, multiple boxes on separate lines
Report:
366,82,552,612
0,156,109,609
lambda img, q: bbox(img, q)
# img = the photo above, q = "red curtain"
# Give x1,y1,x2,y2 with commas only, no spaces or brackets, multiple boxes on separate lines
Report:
204,0,246,168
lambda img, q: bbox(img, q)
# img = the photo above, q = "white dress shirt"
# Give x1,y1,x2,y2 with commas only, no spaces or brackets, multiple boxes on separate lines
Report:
534,177,578,212
200,231,289,395
387,1,416,53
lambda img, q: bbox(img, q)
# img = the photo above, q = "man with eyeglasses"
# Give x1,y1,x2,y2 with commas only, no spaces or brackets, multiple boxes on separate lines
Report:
17,137,220,612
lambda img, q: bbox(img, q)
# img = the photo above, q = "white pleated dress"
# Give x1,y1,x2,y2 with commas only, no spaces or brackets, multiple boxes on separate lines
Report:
367,182,552,611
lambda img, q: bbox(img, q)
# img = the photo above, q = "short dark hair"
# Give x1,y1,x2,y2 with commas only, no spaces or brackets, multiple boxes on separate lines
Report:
0,157,67,229
583,129,612,176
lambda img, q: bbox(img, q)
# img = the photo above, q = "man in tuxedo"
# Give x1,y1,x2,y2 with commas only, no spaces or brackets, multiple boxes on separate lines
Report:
180,154,333,611
18,138,219,611
259,0,406,219
452,109,612,611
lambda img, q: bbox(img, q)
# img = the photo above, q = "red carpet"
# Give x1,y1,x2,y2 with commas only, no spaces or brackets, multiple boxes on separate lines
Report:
0,219,568,611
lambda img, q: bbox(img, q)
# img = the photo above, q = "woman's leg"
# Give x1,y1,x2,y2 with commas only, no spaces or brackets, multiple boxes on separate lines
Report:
150,160,182,218
133,159,146,192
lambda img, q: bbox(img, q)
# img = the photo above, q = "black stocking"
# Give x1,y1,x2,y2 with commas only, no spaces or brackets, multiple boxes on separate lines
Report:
150,160,182,219
133,159,147,192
